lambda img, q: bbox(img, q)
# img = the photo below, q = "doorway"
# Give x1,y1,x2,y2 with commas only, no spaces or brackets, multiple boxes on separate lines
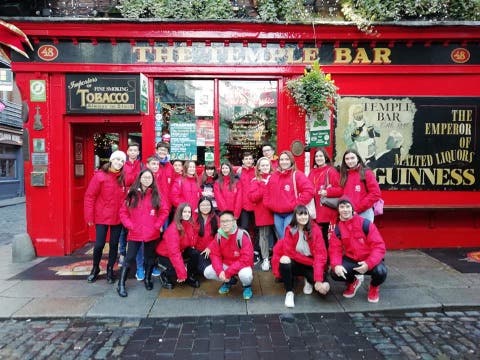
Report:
67,122,141,254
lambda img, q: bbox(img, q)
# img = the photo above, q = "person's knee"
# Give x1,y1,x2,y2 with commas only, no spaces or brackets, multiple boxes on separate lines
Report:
203,265,216,280
373,263,388,282
238,267,253,285
279,256,291,264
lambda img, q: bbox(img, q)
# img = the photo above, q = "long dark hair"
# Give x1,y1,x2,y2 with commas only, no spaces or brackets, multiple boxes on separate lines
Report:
289,204,312,240
312,147,331,168
173,202,194,237
339,149,368,187
201,162,218,186
101,161,125,186
218,161,237,191
125,169,160,209
197,196,218,237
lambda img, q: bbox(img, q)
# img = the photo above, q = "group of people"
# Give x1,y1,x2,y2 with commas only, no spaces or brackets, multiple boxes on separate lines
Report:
84,140,388,307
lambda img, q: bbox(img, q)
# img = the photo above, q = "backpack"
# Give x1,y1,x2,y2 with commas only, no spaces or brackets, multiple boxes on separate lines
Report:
334,218,370,239
216,228,251,248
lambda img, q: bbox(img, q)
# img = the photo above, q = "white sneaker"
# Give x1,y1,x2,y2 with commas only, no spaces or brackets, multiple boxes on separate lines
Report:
261,258,270,271
285,291,295,308
303,279,313,295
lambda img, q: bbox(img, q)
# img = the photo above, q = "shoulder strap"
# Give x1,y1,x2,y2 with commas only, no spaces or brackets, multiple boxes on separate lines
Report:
292,170,298,198
334,218,370,239
236,228,252,248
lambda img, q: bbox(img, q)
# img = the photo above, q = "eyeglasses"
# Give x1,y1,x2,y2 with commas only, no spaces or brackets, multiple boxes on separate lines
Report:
220,219,234,224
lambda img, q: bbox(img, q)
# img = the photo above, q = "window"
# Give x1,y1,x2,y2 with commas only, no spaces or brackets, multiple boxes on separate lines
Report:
0,145,16,179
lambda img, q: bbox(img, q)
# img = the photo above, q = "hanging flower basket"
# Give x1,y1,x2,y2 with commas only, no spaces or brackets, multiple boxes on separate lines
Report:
286,61,338,115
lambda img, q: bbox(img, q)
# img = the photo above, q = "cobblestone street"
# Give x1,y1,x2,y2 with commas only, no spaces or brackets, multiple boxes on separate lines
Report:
0,309,478,359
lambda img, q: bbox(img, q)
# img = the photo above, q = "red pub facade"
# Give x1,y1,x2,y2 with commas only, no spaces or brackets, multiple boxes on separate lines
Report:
8,19,480,256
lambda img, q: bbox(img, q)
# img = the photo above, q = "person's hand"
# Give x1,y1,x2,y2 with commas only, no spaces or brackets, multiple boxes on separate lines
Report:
87,222,94,227
314,281,330,295
334,265,347,279
353,261,368,274
177,278,186,283
219,271,229,282
319,189,327,197
201,248,211,259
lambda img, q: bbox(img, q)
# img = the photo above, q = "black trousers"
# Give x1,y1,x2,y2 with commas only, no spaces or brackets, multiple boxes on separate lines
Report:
125,240,156,269
92,224,122,268
279,260,314,292
158,247,201,282
330,257,387,287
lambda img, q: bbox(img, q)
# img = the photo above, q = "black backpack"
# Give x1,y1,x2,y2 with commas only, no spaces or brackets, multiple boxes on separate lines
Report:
334,218,370,239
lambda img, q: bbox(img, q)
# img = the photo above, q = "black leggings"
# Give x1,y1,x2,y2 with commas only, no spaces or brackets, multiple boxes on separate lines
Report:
125,241,156,269
92,224,122,268
330,257,387,287
158,247,201,282
279,260,314,292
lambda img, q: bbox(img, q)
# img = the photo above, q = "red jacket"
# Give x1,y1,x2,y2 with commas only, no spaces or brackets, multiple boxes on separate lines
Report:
119,189,170,242
248,174,274,226
308,166,343,223
84,170,125,225
342,167,381,214
214,176,242,219
123,159,143,188
196,213,218,251
156,220,198,280
156,160,174,194
208,228,254,279
237,166,256,211
329,214,386,270
170,176,202,209
275,223,327,282
264,168,314,214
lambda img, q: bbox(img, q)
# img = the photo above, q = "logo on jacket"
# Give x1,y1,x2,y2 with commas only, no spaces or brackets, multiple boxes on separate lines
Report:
355,185,361,192
284,185,291,192
150,209,156,216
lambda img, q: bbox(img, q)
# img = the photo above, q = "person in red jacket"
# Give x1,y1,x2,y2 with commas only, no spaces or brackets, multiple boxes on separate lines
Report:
339,149,381,223
214,161,242,219
196,196,218,273
156,203,201,289
118,142,143,268
200,162,218,212
170,160,202,211
84,150,126,284
261,142,279,170
276,204,330,308
117,169,170,297
155,141,174,194
264,150,314,240
329,197,387,303
308,147,343,246
248,156,274,271
237,152,256,245
204,210,254,300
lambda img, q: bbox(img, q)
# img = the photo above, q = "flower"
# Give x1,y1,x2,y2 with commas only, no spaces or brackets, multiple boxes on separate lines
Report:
286,61,338,115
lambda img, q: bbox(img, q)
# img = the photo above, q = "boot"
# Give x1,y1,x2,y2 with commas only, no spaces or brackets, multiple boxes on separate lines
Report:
87,265,100,283
106,266,115,284
144,265,154,291
185,274,200,288
160,271,174,290
117,267,129,297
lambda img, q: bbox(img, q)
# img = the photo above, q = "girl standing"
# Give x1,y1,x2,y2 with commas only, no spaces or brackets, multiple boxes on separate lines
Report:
196,196,218,274
170,160,202,211
117,169,170,297
214,161,242,220
84,150,127,284
200,162,218,212
276,205,330,308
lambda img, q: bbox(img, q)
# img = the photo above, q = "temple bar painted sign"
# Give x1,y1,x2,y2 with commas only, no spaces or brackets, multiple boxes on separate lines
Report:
335,97,479,191
13,41,479,66
66,74,141,114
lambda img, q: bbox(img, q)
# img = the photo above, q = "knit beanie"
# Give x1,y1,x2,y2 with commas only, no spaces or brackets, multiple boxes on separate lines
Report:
109,150,127,163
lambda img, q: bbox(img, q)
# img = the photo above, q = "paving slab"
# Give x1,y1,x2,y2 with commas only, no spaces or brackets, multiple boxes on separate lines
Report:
246,293,344,314
149,297,247,317
0,280,110,298
0,297,32,318
429,287,480,308
12,297,97,318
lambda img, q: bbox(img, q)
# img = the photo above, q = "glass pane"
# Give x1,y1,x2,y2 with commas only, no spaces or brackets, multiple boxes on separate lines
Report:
219,80,278,166
93,132,119,169
154,80,214,165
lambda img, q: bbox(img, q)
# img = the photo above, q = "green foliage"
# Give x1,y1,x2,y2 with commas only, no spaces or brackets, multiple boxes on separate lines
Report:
286,61,338,115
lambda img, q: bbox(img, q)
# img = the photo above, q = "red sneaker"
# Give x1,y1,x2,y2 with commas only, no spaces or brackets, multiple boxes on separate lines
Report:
343,278,362,298
367,285,380,303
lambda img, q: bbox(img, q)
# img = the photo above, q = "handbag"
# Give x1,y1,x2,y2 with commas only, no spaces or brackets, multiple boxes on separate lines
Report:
292,171,316,219
320,168,340,209
373,198,384,216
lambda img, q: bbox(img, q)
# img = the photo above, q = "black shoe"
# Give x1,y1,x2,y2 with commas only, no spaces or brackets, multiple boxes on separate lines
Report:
117,267,129,297
106,266,115,284
144,265,154,291
87,266,100,283
228,276,238,286
185,276,200,288
160,271,174,290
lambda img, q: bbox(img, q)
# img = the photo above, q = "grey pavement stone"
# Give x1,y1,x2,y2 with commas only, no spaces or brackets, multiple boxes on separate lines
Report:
13,297,97,318
430,287,480,308
150,297,247,317
246,294,343,314
0,296,32,318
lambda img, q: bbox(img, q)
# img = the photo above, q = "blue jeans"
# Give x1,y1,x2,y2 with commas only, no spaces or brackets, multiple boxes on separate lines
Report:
273,212,293,240
358,207,374,222
136,243,144,269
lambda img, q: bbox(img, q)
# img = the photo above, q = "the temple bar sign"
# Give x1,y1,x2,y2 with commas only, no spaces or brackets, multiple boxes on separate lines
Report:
66,74,142,114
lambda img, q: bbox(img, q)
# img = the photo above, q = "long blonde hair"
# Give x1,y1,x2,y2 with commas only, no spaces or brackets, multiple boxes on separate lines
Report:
255,156,272,180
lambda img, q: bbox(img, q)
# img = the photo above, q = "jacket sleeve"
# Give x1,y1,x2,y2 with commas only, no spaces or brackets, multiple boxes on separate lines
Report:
207,237,223,276
155,192,171,229
295,171,315,205
328,224,344,268
234,183,243,219
84,173,101,224
119,201,133,230
165,226,188,280
224,232,254,279
214,182,226,212
169,178,183,208
262,179,275,211
248,180,262,204
271,239,284,278
358,170,381,213
311,225,327,282
364,222,386,269
325,168,343,198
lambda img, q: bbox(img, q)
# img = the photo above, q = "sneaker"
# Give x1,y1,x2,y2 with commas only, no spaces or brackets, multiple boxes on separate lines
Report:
261,258,270,271
303,279,313,295
218,282,232,294
242,286,253,300
152,267,161,277
135,267,145,281
343,278,362,298
284,291,295,308
367,285,380,303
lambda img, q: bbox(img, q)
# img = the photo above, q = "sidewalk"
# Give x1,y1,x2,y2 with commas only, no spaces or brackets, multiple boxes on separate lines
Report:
0,244,479,319
0,196,25,208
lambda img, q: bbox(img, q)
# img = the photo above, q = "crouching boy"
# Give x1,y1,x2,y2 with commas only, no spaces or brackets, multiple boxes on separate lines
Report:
204,211,254,300
329,197,387,303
